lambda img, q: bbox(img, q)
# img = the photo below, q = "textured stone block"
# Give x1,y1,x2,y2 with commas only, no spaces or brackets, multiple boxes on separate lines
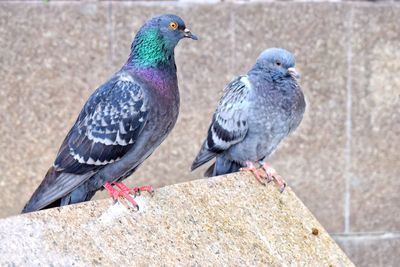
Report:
0,173,354,266
336,234,400,267
0,8,399,263
232,3,350,233
349,5,400,232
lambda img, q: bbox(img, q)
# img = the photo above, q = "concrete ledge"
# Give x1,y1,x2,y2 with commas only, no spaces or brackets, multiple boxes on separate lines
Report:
0,173,354,266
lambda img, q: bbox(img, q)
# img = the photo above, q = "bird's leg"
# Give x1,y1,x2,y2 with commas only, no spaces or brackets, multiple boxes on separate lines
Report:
104,182,121,201
103,182,139,210
262,163,286,193
114,182,154,197
240,161,268,185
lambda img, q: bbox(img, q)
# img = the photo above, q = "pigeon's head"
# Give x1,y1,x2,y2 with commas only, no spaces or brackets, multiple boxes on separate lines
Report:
253,48,299,79
129,14,197,67
154,14,198,44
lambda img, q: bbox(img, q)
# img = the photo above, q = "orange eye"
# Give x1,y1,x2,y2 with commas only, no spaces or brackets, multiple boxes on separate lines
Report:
169,21,178,30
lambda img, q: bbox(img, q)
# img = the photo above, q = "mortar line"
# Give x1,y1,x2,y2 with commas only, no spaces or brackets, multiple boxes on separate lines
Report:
344,6,354,234
332,231,400,241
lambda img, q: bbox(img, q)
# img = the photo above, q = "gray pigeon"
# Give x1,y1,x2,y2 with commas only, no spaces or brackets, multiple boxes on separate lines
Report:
191,48,305,192
22,14,197,213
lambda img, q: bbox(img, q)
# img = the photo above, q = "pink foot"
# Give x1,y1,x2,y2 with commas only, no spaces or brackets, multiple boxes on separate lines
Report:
262,163,286,193
240,161,269,185
104,182,154,210
114,182,154,197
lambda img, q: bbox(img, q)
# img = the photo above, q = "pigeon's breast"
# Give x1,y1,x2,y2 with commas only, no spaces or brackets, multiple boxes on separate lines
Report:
135,68,180,132
151,92,179,136
145,75,180,142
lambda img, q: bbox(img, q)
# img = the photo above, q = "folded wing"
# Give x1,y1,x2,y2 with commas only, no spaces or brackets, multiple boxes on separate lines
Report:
23,73,149,212
191,76,251,170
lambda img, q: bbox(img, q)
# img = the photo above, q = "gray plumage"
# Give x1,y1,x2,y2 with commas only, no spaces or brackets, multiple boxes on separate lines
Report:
23,14,197,213
192,48,305,176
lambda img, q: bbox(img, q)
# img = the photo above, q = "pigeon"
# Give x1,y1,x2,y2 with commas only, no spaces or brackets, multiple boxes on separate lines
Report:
191,48,305,192
22,14,197,213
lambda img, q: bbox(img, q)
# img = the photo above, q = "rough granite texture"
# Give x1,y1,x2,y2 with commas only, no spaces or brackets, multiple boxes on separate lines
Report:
335,233,400,267
349,5,400,232
0,2,399,266
0,173,354,266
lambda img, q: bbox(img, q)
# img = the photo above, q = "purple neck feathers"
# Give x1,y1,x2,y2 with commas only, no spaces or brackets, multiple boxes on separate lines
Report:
123,65,178,96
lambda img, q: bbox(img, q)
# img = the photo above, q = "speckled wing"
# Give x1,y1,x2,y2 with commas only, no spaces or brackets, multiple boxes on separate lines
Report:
25,73,149,211
55,73,148,173
191,76,250,170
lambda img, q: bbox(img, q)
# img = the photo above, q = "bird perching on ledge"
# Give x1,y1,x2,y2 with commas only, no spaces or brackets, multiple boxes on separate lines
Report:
192,48,305,192
23,14,198,213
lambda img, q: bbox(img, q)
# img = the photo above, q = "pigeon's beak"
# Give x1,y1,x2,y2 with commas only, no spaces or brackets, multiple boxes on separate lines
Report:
183,28,198,40
288,67,300,79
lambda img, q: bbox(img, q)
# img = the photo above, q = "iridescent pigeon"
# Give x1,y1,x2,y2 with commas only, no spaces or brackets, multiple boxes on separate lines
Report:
22,14,197,213
191,48,305,192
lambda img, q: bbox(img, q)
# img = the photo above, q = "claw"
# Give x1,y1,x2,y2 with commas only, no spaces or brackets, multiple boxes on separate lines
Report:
279,183,287,193
138,185,155,196
119,188,140,210
262,163,287,193
129,185,155,197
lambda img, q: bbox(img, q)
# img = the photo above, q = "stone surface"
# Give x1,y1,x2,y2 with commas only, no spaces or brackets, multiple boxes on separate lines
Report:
335,233,400,267
0,173,354,266
0,6,399,267
349,4,400,232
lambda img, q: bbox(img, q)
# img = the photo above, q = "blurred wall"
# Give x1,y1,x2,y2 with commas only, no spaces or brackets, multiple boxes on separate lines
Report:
0,1,399,266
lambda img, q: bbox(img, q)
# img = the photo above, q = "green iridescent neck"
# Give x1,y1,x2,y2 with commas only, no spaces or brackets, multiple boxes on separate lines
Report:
129,29,172,67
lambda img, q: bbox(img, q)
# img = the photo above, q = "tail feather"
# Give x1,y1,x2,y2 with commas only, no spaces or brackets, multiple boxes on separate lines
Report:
22,167,94,213
191,141,217,171
204,163,216,177
204,156,242,177
22,167,60,213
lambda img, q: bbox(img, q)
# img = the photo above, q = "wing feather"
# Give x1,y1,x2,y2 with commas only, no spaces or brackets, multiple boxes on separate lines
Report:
191,76,251,170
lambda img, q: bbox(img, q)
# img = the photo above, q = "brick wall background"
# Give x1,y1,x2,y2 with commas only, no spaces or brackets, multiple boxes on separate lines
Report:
0,1,399,266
